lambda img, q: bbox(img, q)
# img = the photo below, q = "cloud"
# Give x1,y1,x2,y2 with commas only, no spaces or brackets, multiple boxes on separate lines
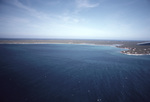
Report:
5,0,34,12
74,0,100,14
76,0,99,8
4,0,51,21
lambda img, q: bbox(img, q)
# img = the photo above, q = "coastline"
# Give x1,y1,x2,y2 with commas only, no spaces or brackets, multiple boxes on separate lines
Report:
120,51,150,56
0,39,150,56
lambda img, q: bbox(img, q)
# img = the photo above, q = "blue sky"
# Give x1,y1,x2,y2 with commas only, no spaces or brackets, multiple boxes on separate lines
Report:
0,0,150,40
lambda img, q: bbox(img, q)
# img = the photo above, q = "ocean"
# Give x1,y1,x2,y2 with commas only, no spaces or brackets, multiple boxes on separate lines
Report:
0,44,150,102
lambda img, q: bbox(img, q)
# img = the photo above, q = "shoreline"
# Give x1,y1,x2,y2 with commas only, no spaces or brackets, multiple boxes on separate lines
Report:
1,43,149,56
120,52,150,56
0,39,150,56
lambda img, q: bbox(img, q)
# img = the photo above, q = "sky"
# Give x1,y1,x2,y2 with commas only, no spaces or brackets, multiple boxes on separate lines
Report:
0,0,150,40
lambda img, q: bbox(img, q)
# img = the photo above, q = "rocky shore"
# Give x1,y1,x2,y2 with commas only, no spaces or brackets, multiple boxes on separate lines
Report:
120,48,150,55
116,42,150,55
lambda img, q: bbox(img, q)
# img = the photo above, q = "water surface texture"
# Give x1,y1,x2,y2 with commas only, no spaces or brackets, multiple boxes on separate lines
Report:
0,44,150,102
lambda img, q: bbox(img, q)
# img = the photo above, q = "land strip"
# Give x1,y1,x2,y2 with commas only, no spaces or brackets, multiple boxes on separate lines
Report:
0,39,150,55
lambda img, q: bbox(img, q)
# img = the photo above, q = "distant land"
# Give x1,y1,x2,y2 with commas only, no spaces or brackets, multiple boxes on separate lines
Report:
0,39,150,55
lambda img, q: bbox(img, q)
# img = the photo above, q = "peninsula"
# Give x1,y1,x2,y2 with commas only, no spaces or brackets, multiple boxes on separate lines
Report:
0,39,150,55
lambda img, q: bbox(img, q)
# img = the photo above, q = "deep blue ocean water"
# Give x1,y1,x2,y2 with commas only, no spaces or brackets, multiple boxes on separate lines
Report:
0,44,150,102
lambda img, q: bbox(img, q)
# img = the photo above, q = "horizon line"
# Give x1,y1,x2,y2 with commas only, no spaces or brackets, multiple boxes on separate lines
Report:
0,38,149,41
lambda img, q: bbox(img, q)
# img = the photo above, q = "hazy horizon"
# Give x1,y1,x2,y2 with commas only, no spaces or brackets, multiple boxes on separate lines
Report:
0,38,150,42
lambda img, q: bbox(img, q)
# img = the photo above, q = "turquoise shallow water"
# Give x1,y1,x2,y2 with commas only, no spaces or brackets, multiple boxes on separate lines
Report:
0,44,150,102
